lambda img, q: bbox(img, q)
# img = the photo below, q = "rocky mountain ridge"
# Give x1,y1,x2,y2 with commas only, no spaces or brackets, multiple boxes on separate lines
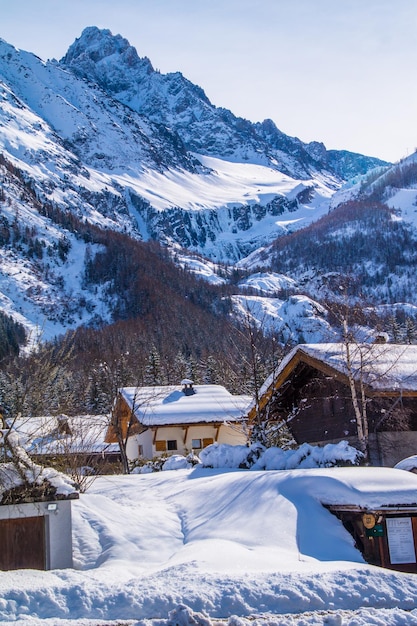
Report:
61,27,386,181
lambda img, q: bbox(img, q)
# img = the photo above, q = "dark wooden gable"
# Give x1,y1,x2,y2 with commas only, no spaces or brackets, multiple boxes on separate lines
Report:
264,362,359,445
255,348,417,447
105,393,146,444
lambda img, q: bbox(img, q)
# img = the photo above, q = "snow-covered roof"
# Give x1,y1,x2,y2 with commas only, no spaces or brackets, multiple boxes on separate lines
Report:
259,343,417,400
299,343,417,392
13,415,119,456
120,384,252,426
247,342,417,420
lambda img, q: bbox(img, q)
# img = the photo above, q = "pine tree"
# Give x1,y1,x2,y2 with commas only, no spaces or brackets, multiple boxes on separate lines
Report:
405,317,417,344
388,315,402,343
145,346,162,385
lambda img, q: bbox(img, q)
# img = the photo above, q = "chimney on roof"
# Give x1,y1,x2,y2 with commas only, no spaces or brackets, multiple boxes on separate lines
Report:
374,332,389,344
57,414,71,435
181,379,195,396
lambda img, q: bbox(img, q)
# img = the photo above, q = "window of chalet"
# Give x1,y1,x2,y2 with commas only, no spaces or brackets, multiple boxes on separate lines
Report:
155,440,178,452
192,439,202,449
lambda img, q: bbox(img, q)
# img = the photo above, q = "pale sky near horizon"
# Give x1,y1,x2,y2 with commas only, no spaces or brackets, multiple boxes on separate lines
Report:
1,0,416,163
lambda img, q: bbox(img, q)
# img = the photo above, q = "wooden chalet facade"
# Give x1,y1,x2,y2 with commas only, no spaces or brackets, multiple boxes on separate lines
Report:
249,343,417,466
106,380,251,461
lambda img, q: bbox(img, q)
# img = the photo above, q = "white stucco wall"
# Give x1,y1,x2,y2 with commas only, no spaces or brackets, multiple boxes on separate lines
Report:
127,430,153,460
216,423,248,446
127,423,247,461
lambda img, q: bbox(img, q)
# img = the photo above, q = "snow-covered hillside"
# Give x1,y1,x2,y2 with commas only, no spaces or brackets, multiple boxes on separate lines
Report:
236,153,417,313
231,294,338,344
0,151,113,341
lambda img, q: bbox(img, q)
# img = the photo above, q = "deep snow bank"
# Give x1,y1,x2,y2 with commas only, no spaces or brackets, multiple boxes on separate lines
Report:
0,467,417,624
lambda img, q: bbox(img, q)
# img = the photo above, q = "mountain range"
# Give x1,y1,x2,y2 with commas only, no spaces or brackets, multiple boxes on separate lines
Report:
1,26,416,351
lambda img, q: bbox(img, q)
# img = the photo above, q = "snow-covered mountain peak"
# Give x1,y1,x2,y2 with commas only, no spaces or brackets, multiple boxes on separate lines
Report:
61,26,154,85
64,26,133,58
61,27,214,141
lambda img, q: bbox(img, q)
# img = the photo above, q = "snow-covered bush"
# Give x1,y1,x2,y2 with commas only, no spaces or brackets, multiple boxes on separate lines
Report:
132,441,363,474
132,453,200,474
132,462,155,475
199,442,265,469
200,440,363,470
162,454,199,471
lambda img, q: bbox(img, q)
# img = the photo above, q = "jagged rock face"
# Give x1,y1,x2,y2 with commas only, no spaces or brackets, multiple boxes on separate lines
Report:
61,27,155,91
0,36,194,176
60,27,387,181
326,150,388,179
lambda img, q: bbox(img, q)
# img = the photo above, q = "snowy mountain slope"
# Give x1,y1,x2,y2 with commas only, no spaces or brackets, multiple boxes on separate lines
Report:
169,256,340,343
0,83,334,268
61,27,388,181
139,154,340,260
362,152,417,231
236,153,417,311
328,151,417,219
239,271,298,294
231,294,338,343
0,35,341,264
0,38,194,175
0,154,113,341
1,141,333,343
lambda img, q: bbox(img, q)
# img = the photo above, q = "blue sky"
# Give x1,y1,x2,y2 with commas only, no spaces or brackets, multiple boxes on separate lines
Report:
1,0,416,162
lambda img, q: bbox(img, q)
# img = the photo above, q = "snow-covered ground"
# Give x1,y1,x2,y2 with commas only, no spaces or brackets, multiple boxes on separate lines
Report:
175,253,228,285
239,272,298,294
1,459,417,625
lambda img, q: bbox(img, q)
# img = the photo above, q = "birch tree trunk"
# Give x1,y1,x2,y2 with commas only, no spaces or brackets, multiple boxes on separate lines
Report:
343,320,369,461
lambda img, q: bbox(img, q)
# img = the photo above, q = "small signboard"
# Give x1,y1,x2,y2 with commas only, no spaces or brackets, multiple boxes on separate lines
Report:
366,524,384,538
386,518,417,565
362,513,376,529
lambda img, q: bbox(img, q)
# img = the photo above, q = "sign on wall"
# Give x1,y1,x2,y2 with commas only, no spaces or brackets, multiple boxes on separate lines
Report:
386,517,417,565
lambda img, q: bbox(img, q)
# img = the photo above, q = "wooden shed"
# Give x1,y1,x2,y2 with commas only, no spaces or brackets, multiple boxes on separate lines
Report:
249,343,417,466
326,504,417,573
0,498,76,570
0,428,78,571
